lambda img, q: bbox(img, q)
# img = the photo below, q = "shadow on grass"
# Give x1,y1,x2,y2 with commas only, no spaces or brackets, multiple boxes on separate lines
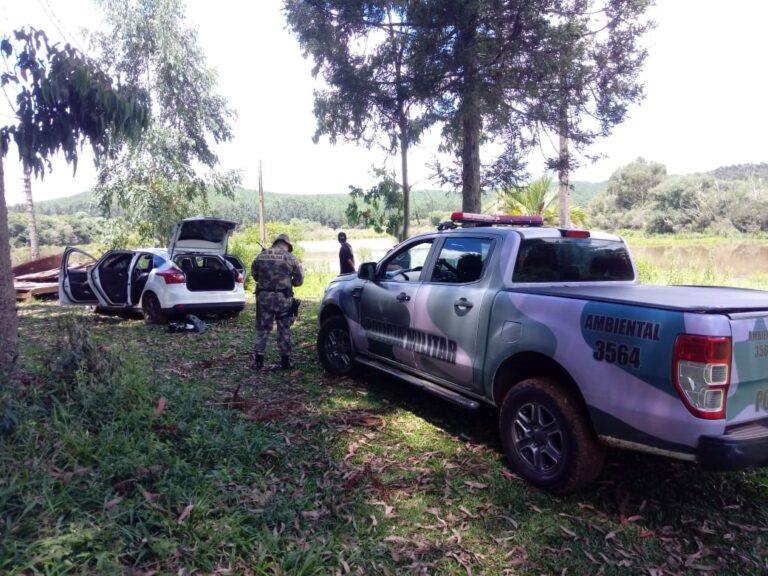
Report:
6,300,767,575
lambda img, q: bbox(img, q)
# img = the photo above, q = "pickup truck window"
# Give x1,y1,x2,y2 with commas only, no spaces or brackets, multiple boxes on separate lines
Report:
513,238,634,283
431,237,492,283
382,240,433,283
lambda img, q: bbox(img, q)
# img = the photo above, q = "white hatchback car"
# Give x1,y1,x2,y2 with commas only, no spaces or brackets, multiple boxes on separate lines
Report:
59,217,246,323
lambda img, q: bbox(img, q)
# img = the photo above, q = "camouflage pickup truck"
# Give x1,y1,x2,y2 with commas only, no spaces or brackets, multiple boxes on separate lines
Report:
316,213,768,492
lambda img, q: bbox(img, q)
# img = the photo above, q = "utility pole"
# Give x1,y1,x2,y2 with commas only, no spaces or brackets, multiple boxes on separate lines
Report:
258,160,266,246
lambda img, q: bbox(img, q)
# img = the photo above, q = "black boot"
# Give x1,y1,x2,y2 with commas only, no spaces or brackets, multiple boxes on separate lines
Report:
252,354,264,370
280,356,292,370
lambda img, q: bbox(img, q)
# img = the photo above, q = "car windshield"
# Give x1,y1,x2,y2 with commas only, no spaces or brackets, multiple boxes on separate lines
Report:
512,238,634,283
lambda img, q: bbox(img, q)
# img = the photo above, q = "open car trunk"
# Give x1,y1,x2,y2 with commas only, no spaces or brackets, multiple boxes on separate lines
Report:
175,255,237,292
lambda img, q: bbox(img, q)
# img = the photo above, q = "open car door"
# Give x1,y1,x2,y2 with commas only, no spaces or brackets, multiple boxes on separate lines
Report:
59,247,99,305
87,250,136,307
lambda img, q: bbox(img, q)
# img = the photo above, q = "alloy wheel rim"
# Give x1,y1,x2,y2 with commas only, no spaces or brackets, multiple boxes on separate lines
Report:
326,327,351,369
512,401,564,475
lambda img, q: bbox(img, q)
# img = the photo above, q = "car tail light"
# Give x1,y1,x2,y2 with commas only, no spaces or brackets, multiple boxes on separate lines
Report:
157,269,187,284
673,335,731,419
235,272,244,283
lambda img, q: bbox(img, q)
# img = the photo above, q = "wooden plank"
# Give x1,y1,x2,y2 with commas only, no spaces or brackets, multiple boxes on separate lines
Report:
12,253,63,277
15,267,60,283
14,281,59,301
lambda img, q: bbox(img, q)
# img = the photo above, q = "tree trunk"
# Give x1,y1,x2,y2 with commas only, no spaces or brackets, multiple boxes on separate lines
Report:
24,166,39,259
0,154,20,378
457,9,482,214
558,130,570,228
399,122,410,241
461,106,481,213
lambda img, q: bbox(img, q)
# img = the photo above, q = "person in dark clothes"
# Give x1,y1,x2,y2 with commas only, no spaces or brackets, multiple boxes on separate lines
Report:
338,231,355,274
251,233,304,370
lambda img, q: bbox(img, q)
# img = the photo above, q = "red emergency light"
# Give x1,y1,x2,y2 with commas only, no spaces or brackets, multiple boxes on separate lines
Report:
560,229,591,238
450,212,544,227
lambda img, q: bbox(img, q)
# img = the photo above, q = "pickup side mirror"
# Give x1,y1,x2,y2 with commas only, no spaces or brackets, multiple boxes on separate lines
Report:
358,261,377,281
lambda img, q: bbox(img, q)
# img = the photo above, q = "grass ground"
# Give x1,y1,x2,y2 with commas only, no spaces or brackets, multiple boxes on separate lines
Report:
2,272,768,575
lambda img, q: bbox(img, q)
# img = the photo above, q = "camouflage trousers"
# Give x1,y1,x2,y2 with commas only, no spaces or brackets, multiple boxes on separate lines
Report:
254,294,294,356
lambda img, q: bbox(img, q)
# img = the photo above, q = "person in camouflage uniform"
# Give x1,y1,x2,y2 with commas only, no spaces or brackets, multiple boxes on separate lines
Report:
251,233,304,370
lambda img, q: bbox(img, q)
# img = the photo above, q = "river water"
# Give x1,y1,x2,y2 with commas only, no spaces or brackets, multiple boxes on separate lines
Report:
298,238,396,272
630,244,768,278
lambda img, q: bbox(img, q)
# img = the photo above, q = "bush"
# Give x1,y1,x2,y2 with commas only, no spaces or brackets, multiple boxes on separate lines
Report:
230,222,306,291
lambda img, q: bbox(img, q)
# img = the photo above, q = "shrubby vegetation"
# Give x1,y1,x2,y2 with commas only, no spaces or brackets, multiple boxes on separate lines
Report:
589,159,768,234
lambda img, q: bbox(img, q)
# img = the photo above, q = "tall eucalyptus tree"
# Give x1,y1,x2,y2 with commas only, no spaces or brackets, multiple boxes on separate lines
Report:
284,0,434,239
90,0,240,244
410,0,653,215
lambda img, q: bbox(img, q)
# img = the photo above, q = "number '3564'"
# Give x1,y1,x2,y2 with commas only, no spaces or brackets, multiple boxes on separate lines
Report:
593,340,641,368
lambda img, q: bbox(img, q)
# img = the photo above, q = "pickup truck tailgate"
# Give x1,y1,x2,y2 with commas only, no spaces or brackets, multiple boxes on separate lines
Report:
729,312,768,424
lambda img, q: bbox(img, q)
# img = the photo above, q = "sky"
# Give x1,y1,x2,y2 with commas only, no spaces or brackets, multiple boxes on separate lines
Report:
1,0,768,206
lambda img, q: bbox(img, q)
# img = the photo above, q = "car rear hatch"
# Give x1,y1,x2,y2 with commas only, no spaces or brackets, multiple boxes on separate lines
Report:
168,217,237,259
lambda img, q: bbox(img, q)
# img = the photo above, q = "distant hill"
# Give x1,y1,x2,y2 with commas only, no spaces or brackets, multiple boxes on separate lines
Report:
569,181,608,206
707,162,768,183
14,180,608,223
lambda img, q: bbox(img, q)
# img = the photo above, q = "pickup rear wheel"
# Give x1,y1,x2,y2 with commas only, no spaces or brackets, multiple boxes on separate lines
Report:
317,316,357,376
499,377,605,494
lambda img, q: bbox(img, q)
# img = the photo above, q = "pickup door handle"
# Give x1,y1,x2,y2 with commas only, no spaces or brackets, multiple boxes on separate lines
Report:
454,298,474,310
396,292,411,302
351,287,363,299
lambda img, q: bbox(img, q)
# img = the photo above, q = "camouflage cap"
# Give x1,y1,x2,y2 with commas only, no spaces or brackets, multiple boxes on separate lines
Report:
273,233,293,252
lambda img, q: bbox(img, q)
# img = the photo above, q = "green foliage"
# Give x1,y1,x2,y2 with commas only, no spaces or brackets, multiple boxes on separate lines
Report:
709,162,768,182
730,200,768,233
497,176,588,227
0,28,149,174
229,222,307,291
588,158,768,235
284,0,437,238
606,157,667,210
90,0,240,246
346,169,404,240
6,211,108,249
0,26,149,375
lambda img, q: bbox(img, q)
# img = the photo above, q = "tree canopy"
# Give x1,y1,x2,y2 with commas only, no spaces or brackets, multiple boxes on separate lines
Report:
284,0,436,239
284,1,653,215
90,0,240,244
0,27,148,376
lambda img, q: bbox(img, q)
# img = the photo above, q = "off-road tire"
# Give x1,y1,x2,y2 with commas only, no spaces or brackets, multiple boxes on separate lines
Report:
141,292,167,325
317,316,357,376
499,377,605,494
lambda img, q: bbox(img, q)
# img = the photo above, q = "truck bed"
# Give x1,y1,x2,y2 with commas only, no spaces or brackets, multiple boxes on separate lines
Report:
508,284,768,314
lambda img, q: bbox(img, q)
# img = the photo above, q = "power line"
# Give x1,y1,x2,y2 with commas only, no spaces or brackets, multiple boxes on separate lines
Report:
36,0,85,51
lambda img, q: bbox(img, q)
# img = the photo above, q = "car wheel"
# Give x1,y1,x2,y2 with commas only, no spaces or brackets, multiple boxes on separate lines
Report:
317,316,357,376
142,292,167,325
499,377,605,494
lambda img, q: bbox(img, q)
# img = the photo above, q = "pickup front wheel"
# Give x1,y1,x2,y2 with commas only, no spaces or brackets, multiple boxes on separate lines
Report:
499,378,605,494
317,316,357,376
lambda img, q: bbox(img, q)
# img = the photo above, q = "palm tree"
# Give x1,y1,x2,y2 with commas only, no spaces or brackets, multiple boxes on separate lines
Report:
497,176,587,227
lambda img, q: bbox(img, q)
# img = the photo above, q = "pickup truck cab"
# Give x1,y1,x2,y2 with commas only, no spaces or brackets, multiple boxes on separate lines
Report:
317,213,768,492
